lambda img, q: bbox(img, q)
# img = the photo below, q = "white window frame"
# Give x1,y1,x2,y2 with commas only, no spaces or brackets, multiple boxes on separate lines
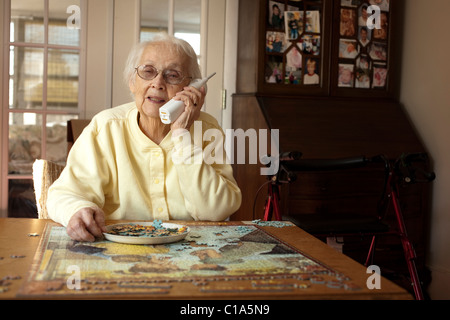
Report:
0,0,87,217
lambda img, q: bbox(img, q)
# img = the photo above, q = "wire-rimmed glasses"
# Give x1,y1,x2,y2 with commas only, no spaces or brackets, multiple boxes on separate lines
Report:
135,65,191,85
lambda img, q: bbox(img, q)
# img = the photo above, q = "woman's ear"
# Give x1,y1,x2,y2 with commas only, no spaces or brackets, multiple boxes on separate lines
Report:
128,78,136,95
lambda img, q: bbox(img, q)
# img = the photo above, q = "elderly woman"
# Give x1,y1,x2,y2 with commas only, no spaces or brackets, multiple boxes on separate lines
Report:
47,34,242,242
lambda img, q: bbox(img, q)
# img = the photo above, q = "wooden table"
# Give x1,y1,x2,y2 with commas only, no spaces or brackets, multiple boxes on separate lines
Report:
0,218,412,300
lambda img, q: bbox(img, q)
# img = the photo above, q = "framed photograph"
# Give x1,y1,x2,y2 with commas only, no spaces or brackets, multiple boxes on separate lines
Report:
338,63,354,87
286,44,303,84
265,55,284,84
372,63,388,88
304,58,320,85
358,4,369,27
358,26,371,47
355,55,371,88
373,12,388,40
341,0,361,8
305,11,321,33
266,31,286,53
301,35,321,56
369,42,387,61
340,8,356,37
369,0,390,12
268,1,285,30
339,39,359,59
285,11,304,40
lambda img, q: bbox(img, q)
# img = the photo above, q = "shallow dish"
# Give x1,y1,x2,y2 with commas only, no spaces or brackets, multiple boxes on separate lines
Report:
103,222,189,245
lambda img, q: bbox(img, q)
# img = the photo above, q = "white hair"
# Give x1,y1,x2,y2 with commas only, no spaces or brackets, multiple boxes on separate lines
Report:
124,33,202,88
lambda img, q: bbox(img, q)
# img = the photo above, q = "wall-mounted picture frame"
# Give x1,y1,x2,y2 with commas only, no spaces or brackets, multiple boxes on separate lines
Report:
286,44,303,85
372,63,388,88
369,0,389,12
268,1,285,30
304,58,320,85
266,31,287,53
338,63,355,87
340,8,356,37
263,0,325,91
301,35,321,56
339,39,359,59
285,11,304,40
336,0,391,92
265,55,284,84
355,54,371,88
358,26,371,47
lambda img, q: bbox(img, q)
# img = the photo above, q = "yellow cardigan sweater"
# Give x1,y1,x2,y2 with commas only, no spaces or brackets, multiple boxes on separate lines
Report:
47,102,242,227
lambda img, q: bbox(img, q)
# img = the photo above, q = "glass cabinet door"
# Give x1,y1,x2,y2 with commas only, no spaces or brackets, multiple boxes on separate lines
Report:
262,0,331,96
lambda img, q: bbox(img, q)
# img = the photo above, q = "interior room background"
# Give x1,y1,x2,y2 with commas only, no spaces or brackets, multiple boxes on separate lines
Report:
0,0,448,299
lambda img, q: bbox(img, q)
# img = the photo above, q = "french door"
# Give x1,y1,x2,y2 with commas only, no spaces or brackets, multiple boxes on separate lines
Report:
1,0,86,217
1,0,228,218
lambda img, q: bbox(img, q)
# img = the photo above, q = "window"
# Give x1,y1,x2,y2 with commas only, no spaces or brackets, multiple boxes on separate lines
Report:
2,0,86,217
140,0,227,129
140,0,202,63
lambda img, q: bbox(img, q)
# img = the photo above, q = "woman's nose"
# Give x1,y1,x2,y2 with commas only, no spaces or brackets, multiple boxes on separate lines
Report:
150,72,166,89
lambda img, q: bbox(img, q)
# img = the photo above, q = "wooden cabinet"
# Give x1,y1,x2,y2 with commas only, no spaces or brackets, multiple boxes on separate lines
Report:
231,0,431,296
237,0,403,98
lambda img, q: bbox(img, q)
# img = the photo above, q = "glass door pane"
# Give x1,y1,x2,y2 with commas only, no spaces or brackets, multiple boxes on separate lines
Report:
174,0,201,55
9,46,44,110
10,0,45,43
49,0,81,46
47,48,79,111
46,114,78,164
140,0,169,41
8,113,43,175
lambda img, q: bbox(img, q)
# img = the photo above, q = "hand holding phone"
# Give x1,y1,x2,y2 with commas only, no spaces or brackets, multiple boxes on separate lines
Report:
159,72,216,124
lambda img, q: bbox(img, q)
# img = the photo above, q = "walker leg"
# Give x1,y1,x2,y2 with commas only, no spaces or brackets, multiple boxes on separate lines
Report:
365,236,377,267
391,189,424,300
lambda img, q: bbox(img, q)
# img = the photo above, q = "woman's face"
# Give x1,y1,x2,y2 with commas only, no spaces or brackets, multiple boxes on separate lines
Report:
129,43,191,119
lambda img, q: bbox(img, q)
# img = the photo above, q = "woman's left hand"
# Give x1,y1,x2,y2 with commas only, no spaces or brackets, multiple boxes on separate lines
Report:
170,86,206,131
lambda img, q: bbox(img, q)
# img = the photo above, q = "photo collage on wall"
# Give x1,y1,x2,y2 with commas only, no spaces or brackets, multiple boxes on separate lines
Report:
338,0,390,89
265,0,323,86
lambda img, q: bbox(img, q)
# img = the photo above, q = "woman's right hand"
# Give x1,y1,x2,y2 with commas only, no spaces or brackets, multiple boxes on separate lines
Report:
66,207,106,242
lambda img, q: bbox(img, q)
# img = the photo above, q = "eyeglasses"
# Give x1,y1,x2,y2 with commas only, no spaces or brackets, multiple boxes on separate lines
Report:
135,65,191,85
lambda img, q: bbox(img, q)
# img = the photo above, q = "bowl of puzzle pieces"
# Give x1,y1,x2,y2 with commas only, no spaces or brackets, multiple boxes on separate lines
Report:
103,220,190,245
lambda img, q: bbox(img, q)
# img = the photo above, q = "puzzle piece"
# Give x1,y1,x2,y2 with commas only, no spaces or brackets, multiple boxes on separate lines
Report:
152,219,163,229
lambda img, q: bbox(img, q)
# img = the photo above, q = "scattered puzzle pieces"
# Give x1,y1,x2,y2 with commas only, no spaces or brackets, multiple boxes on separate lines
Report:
251,219,292,228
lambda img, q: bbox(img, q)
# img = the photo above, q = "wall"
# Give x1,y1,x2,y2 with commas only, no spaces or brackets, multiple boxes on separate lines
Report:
203,0,226,125
222,0,239,131
400,0,450,299
85,0,114,118
85,0,139,117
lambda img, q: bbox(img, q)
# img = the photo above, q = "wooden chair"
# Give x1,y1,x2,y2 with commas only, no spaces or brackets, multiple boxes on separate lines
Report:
32,159,65,219
32,119,89,219
67,119,91,154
